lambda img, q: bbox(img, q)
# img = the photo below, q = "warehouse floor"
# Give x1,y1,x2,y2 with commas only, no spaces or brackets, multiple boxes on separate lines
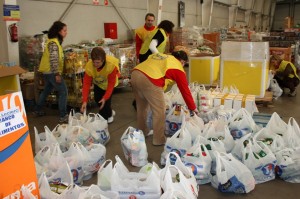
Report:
26,85,300,198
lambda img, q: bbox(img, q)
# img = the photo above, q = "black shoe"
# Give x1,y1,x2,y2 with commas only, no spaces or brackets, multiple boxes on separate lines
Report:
33,110,45,117
132,100,137,110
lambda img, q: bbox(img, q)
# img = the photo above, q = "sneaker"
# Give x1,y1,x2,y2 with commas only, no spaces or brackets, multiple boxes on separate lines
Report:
288,90,297,97
59,114,69,123
107,110,115,124
33,110,45,117
107,116,114,124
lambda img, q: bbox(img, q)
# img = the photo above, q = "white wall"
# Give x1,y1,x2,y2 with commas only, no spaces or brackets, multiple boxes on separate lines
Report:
18,0,148,45
0,0,276,64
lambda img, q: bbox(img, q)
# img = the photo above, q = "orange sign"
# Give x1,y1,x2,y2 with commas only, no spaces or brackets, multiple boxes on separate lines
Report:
0,92,39,198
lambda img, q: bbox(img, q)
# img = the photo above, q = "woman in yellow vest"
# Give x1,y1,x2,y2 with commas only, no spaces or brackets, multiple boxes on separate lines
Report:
34,21,68,123
138,20,174,63
270,54,299,97
131,51,198,146
80,47,120,123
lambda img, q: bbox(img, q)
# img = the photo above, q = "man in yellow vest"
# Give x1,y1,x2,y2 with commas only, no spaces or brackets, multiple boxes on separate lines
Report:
270,54,299,97
81,47,120,123
131,51,198,146
135,13,156,64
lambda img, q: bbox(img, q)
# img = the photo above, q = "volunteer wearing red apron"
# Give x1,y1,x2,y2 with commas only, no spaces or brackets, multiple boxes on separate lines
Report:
81,47,120,123
135,13,157,64
131,51,198,146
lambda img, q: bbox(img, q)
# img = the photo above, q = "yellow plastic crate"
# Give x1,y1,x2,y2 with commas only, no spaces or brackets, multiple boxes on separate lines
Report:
220,42,269,98
189,56,220,85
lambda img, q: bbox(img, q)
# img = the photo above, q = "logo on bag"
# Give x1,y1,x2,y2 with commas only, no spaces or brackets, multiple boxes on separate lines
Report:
168,122,181,133
100,130,108,141
261,163,275,175
185,163,198,175
170,149,181,164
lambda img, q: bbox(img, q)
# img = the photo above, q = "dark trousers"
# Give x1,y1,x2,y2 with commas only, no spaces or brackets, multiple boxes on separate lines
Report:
93,84,113,120
275,75,299,93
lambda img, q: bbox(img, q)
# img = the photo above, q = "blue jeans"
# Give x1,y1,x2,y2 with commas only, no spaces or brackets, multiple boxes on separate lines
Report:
35,73,68,117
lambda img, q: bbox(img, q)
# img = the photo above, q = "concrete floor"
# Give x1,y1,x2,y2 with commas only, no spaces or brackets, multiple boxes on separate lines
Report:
27,85,300,198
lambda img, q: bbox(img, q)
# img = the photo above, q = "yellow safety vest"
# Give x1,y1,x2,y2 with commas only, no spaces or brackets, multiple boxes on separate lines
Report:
135,53,184,79
135,25,157,42
39,38,64,74
85,55,120,90
139,28,167,55
278,60,299,79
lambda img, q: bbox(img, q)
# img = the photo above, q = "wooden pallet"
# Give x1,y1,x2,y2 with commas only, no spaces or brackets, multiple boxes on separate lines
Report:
256,91,273,106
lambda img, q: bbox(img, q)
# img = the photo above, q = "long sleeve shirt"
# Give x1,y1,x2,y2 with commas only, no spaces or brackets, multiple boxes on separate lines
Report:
82,67,118,103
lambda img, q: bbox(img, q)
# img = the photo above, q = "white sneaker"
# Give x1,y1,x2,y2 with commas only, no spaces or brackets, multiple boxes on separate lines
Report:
107,110,115,124
107,116,114,124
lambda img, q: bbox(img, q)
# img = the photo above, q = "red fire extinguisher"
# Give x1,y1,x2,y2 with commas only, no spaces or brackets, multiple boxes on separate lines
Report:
8,23,18,42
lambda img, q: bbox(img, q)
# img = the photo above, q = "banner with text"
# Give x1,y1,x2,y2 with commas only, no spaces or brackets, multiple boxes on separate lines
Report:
0,92,39,198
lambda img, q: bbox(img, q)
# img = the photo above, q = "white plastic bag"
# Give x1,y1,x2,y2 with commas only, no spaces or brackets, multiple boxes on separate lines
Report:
161,128,192,165
227,108,258,139
63,142,85,185
77,142,106,180
160,152,198,195
284,117,300,148
265,112,287,136
82,113,110,145
120,126,148,167
182,143,212,184
183,114,205,143
275,147,300,183
34,126,58,153
97,160,113,191
270,79,283,99
78,184,119,199
161,165,198,199
111,156,161,199
38,172,60,199
253,127,285,153
165,105,187,137
242,139,277,184
211,152,255,193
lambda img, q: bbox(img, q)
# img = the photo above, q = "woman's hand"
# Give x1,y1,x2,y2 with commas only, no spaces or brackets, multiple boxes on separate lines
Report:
98,98,106,110
81,102,87,113
55,74,62,83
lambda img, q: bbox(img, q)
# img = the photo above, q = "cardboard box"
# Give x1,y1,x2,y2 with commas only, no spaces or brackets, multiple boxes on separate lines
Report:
233,94,256,114
213,93,236,109
189,55,220,85
220,42,269,98
270,47,291,62
0,66,26,95
21,83,35,100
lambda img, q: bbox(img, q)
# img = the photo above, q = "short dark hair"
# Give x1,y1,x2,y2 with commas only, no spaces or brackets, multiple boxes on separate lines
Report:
91,47,106,61
172,50,188,62
158,20,174,34
145,13,155,20
48,21,66,44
